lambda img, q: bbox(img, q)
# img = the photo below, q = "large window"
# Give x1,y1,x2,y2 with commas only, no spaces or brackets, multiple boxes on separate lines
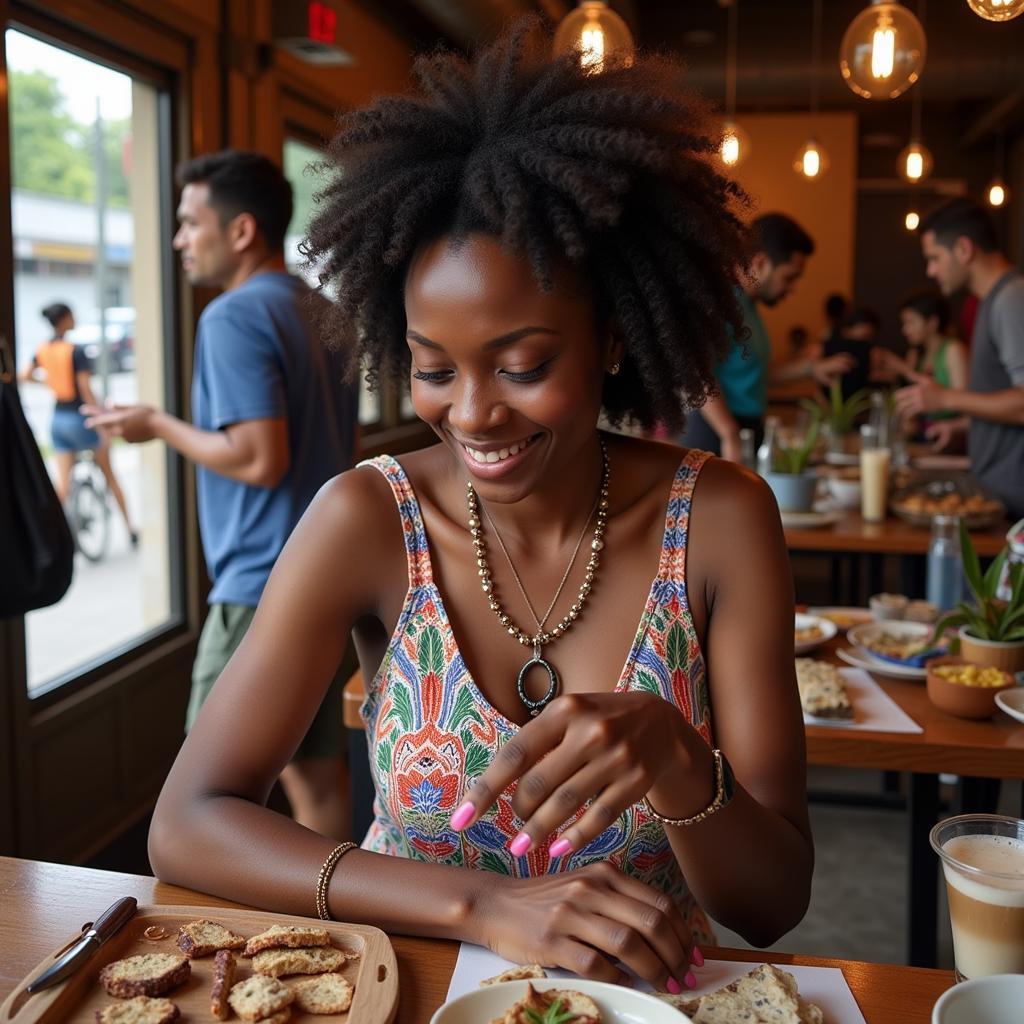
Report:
8,28,180,696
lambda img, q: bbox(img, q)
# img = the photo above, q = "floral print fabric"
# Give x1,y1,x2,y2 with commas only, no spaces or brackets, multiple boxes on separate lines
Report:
357,448,716,944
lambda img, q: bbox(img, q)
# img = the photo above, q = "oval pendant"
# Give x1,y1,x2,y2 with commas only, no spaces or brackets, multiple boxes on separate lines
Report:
517,652,560,716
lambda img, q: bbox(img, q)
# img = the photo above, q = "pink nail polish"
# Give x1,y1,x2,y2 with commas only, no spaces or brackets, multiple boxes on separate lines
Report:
548,838,573,858
450,801,475,831
509,832,532,857
667,977,682,994
691,946,705,968
684,971,697,990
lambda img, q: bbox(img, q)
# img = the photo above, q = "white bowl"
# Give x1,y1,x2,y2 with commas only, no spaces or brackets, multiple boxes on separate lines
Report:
847,620,937,663
994,687,1024,725
824,475,862,510
429,979,689,1024
794,613,838,654
932,973,1024,1024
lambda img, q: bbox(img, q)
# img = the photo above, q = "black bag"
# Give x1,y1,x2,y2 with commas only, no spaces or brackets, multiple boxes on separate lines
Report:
0,338,74,617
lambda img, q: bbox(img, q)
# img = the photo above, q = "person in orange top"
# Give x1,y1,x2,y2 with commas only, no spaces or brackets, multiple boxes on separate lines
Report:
19,302,136,546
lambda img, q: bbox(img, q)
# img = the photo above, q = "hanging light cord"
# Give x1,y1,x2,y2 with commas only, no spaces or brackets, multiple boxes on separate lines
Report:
810,0,822,120
911,0,925,143
726,1,737,119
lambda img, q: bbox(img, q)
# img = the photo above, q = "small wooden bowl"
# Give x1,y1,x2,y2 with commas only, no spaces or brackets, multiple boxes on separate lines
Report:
926,655,1015,719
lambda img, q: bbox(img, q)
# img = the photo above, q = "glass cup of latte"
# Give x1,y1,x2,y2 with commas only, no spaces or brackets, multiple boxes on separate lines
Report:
930,814,1024,981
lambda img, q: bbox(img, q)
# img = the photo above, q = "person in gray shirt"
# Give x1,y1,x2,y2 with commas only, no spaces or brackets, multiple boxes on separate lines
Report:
896,198,1024,519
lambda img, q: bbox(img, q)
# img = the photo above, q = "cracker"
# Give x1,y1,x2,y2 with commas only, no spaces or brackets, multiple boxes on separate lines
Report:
210,949,237,1020
254,1011,291,1024
480,964,547,986
228,975,295,1022
177,918,247,958
795,658,853,719
98,954,191,998
251,945,348,978
290,972,355,1014
94,996,179,1024
243,924,331,957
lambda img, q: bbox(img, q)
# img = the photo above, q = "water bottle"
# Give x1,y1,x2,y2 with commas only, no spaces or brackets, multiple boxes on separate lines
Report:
756,416,779,476
927,514,965,611
738,427,756,470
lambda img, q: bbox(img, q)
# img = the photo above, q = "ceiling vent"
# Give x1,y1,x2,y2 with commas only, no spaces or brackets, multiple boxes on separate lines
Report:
272,1,355,66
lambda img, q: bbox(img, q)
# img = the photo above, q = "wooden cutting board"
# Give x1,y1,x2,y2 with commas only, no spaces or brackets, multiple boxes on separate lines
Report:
1,904,398,1024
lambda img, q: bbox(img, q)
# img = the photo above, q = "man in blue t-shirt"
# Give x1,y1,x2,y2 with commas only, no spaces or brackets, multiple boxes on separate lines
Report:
85,151,358,838
681,213,852,460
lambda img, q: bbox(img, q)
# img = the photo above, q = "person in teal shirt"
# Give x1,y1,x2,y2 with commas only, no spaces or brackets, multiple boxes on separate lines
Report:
681,213,852,460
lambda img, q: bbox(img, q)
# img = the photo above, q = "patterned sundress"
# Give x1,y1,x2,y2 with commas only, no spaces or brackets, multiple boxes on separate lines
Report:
358,448,716,945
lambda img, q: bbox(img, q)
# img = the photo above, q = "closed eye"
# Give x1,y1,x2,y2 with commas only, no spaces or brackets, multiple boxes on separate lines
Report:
412,368,453,383
501,360,552,383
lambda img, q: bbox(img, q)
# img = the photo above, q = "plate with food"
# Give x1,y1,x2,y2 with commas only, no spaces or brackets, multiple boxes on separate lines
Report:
847,620,947,669
795,658,854,722
890,481,1005,530
835,646,928,679
430,978,686,1024
806,607,875,631
794,613,837,654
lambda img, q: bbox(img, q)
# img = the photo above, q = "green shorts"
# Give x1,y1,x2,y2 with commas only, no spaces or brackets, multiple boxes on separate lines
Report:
187,602,345,761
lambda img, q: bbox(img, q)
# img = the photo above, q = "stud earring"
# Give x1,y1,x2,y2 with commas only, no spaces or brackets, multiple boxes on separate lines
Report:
608,362,621,376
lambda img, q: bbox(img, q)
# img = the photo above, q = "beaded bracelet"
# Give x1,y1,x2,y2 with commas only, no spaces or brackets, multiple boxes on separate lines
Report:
642,748,728,827
315,842,357,920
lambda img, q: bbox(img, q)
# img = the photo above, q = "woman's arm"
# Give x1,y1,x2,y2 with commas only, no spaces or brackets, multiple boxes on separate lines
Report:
945,341,969,392
659,461,813,946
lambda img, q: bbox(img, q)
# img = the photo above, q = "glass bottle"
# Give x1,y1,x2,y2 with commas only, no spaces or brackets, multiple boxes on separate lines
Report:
756,416,779,477
927,514,965,611
738,427,756,470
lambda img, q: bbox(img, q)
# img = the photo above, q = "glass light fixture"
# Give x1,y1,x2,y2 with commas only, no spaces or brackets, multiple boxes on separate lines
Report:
718,0,750,168
898,141,934,182
794,139,829,179
839,1,926,100
721,120,751,168
905,209,920,231
553,1,635,71
966,0,1024,21
795,0,829,180
987,179,1009,207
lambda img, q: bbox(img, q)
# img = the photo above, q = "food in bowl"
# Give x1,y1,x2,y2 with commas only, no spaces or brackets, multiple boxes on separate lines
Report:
794,622,824,646
926,656,1014,719
862,630,930,661
494,983,602,1024
824,472,862,510
869,592,908,621
904,599,939,624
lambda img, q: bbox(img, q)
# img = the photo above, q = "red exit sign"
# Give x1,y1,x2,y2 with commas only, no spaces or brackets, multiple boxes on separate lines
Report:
308,1,337,44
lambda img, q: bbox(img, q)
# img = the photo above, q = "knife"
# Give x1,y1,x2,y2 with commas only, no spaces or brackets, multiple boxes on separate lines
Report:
27,896,138,993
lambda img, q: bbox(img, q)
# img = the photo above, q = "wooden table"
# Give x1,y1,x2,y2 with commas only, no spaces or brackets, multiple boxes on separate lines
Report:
0,857,954,1023
784,509,1009,558
809,638,1024,968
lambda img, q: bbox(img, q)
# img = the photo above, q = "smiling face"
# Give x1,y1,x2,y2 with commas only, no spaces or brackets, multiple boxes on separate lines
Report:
404,233,618,503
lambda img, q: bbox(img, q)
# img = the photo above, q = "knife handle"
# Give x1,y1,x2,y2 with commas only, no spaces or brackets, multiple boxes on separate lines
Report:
90,897,138,940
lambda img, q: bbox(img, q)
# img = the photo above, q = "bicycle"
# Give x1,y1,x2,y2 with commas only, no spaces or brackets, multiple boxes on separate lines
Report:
67,450,111,562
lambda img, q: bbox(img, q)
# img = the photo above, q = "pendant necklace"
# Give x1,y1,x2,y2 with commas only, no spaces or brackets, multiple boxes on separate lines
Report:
465,435,610,716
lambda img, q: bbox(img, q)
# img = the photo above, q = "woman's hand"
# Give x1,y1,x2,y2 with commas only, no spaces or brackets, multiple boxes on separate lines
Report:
450,692,709,859
478,861,701,992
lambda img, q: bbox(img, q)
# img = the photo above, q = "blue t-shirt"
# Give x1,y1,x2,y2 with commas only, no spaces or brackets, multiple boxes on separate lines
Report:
716,289,770,419
191,272,358,606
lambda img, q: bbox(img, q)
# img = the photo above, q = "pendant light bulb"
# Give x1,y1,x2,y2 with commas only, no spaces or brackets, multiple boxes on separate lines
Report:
720,121,751,168
794,139,829,179
553,1,635,72
966,0,1024,21
898,141,934,183
905,209,920,231
839,1,927,100
987,180,1009,207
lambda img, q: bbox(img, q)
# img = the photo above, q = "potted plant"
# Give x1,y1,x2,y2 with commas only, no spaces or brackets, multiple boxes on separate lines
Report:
764,407,821,513
802,380,871,460
931,520,1024,673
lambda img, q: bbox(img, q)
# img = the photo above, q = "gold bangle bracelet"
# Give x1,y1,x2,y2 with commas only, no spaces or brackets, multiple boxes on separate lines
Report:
643,748,725,827
315,842,358,921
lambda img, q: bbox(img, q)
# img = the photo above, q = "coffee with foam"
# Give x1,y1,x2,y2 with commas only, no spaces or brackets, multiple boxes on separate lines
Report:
941,833,1024,979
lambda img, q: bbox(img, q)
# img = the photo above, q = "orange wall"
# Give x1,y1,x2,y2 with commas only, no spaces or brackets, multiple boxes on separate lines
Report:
728,112,858,362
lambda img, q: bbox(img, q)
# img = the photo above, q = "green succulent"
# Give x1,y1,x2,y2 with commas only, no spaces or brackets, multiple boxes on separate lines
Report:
932,520,1024,645
800,379,872,436
772,405,822,475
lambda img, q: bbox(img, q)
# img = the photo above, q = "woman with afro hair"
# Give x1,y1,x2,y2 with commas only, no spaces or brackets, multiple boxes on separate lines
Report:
150,18,812,993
